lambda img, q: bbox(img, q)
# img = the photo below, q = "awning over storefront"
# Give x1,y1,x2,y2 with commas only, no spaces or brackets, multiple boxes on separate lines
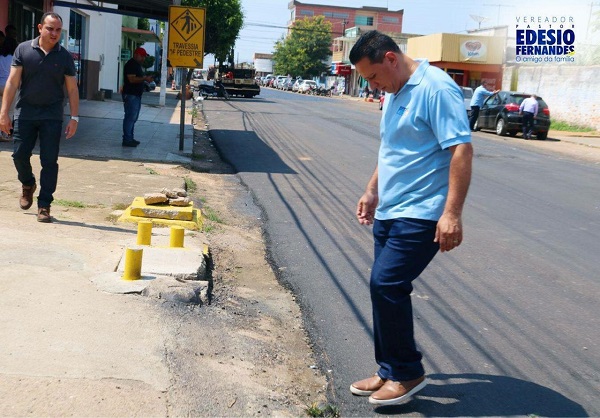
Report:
54,0,172,20
122,26,161,43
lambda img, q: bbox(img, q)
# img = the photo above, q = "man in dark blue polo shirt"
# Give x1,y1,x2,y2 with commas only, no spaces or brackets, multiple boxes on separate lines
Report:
122,47,153,147
0,12,79,223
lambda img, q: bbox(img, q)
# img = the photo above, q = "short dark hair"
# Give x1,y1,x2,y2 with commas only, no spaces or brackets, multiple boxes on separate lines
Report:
349,30,400,65
40,12,63,25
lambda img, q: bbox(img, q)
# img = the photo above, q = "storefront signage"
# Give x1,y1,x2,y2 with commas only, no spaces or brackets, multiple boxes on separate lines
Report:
459,38,487,62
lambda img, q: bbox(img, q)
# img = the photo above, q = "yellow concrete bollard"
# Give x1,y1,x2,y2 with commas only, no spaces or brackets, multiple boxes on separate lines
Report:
122,247,143,281
137,220,153,245
169,226,185,248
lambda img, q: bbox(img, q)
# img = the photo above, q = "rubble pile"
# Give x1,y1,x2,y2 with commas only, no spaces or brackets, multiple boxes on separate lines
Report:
144,188,191,207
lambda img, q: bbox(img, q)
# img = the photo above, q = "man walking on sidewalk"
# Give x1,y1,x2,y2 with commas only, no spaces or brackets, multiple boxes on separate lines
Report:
349,30,473,406
121,47,153,147
0,12,79,223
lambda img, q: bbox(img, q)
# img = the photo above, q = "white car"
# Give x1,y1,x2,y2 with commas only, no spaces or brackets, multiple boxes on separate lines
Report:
461,86,473,111
298,80,317,94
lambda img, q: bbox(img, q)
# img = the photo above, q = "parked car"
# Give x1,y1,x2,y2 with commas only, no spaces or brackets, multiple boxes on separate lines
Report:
280,78,295,91
298,80,317,93
292,78,303,92
474,91,551,140
461,86,473,111
274,76,287,89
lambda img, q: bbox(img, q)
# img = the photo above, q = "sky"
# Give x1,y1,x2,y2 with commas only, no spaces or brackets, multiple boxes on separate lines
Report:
229,0,597,64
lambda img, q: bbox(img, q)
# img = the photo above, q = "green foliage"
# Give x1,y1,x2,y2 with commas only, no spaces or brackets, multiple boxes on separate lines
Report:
551,120,595,132
304,402,340,418
184,177,198,193
53,199,87,208
138,18,150,31
273,16,332,78
182,0,244,63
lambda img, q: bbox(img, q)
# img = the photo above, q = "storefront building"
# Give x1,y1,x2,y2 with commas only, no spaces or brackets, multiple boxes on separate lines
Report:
407,33,506,89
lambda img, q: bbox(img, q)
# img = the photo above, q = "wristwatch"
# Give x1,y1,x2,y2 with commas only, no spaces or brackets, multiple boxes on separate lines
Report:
70,116,79,122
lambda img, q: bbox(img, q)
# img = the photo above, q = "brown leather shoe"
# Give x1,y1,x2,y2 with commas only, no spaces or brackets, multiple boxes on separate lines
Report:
37,207,52,223
350,375,386,396
368,376,427,405
20,184,37,210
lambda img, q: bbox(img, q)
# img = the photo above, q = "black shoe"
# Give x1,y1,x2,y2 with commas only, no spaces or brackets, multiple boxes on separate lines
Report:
132,139,141,145
122,141,138,147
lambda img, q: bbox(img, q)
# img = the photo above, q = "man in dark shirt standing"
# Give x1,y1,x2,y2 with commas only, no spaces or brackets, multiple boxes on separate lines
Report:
122,47,153,147
0,12,79,223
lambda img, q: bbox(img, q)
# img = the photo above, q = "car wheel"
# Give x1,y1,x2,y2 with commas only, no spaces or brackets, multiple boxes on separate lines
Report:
536,131,548,140
496,118,508,136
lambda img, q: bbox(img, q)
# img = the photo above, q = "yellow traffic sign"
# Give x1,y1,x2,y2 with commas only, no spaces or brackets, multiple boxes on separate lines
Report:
168,6,206,68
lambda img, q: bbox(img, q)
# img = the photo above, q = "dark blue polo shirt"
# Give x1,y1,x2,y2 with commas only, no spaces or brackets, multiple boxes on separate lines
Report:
12,37,76,120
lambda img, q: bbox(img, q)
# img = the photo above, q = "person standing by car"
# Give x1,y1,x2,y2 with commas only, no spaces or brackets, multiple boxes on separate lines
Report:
348,30,473,406
122,47,153,147
469,81,498,130
519,94,538,139
0,12,79,223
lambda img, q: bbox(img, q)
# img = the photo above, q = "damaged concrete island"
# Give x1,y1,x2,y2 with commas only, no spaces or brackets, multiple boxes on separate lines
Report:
91,187,209,304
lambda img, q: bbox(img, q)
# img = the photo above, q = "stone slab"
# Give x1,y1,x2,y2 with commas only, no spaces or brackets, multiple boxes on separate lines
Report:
130,196,194,221
118,205,203,230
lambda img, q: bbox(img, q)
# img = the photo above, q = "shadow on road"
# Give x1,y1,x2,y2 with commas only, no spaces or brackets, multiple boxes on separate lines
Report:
374,373,588,417
209,129,296,174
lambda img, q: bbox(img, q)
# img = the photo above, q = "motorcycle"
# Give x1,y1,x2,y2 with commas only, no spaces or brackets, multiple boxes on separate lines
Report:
195,80,230,100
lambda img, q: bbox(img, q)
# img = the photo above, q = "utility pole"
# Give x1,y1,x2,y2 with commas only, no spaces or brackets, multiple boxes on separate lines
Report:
483,3,513,27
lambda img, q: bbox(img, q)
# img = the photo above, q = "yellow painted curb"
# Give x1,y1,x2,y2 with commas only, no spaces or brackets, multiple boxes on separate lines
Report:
118,205,203,231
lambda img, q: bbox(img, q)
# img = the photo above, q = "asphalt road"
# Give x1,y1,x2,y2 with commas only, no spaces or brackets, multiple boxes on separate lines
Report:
201,88,599,416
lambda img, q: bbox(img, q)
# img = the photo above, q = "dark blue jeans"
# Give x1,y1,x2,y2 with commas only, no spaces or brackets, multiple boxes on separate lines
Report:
122,94,142,142
12,118,63,208
371,218,439,382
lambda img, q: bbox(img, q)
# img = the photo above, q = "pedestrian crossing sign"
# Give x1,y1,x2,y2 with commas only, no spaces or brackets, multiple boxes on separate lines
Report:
168,6,206,68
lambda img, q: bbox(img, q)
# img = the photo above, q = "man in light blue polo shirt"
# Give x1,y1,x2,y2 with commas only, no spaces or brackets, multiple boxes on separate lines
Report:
469,81,498,130
348,31,473,406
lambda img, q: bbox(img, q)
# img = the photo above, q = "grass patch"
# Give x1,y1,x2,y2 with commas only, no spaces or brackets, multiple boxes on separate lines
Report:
184,177,197,193
53,199,87,208
551,120,595,132
305,403,340,418
146,167,159,175
203,206,223,224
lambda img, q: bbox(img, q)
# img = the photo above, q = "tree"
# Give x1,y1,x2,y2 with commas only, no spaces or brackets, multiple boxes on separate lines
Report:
182,0,243,63
138,18,150,31
272,16,332,78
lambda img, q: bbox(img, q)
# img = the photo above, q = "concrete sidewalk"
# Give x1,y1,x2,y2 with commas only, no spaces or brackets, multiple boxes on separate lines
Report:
0,90,201,416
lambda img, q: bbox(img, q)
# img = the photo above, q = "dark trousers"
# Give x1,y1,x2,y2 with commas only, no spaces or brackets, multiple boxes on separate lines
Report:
12,118,63,208
469,106,480,130
122,94,142,142
371,218,439,382
522,111,534,137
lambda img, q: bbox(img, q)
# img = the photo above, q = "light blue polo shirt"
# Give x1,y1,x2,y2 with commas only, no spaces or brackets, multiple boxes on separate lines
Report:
377,59,471,222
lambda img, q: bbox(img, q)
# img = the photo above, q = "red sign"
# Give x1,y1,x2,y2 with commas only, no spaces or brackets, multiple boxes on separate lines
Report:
337,64,351,75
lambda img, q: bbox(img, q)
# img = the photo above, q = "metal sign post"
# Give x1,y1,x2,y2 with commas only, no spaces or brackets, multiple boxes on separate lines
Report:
168,5,206,151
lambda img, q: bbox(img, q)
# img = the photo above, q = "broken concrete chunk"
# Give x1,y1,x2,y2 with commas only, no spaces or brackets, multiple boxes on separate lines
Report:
161,188,178,198
169,197,191,206
173,188,187,197
144,193,168,204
